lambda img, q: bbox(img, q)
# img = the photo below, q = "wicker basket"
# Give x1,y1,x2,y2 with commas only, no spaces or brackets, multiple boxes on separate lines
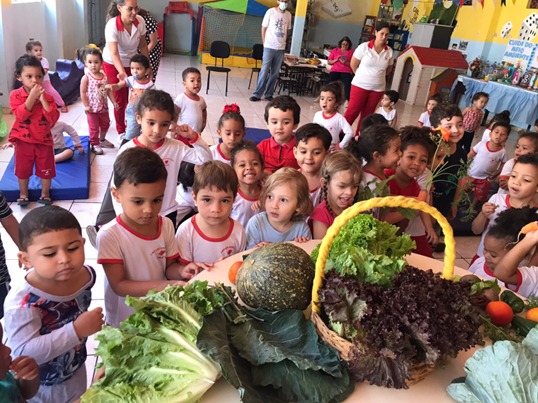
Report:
310,196,455,385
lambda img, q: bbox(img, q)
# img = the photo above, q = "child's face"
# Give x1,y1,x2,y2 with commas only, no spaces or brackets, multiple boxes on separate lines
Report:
18,229,86,285
483,235,509,271
136,109,173,145
439,116,464,144
489,126,509,147
218,119,245,153
85,54,102,75
508,163,538,200
398,144,429,179
0,325,12,379
426,99,438,113
319,91,337,114
326,169,360,212
380,94,393,108
378,136,402,170
112,179,166,229
473,96,488,110
515,137,536,157
193,186,234,227
130,62,149,80
233,149,263,186
293,138,327,176
265,182,299,226
17,65,44,92
183,73,202,96
28,45,43,60
266,107,298,145
534,125,538,132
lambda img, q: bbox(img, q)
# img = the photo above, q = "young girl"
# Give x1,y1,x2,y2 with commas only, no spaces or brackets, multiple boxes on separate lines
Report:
246,168,313,248
313,82,353,151
309,151,362,239
80,48,117,155
481,110,511,143
498,131,538,194
417,93,442,128
26,40,67,112
230,141,265,229
376,90,399,128
212,103,246,162
461,91,489,154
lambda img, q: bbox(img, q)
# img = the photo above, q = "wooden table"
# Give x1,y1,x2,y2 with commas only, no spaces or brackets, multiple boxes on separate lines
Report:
279,58,327,96
192,240,480,403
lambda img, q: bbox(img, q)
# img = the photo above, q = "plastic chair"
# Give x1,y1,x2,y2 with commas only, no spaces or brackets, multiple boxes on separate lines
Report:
206,41,231,96
248,44,264,89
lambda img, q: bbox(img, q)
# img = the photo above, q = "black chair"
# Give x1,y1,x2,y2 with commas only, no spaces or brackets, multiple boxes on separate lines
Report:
206,41,231,96
248,43,264,89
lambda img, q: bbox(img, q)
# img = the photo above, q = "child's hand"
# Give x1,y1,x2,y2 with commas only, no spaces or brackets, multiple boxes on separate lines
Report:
250,200,261,212
481,202,497,218
329,144,338,153
113,102,120,111
180,262,209,279
104,84,112,91
425,227,439,245
84,105,91,112
174,124,197,141
74,307,104,338
255,241,270,248
294,237,310,243
117,71,127,81
76,145,85,154
499,177,508,190
10,356,39,380
29,84,44,100
1,142,14,150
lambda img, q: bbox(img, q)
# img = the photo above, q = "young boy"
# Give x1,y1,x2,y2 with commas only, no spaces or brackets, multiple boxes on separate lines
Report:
174,67,207,134
51,120,85,163
97,147,203,328
5,55,60,206
498,131,538,194
175,161,246,265
4,206,103,402
0,192,20,319
417,93,442,128
293,123,331,208
258,95,301,173
376,90,399,128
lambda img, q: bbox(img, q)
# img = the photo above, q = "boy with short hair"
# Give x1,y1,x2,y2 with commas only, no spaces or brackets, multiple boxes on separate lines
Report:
498,131,538,194
175,161,246,265
376,89,399,128
174,67,207,134
418,93,442,128
97,147,203,328
258,95,301,173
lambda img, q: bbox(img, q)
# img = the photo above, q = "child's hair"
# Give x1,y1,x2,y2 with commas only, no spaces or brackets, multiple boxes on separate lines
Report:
264,95,301,124
472,91,489,102
360,113,389,132
355,124,399,163
130,54,150,69
514,153,538,170
218,103,245,130
488,207,538,245
106,0,130,19
295,123,332,151
182,67,201,81
490,121,511,134
260,168,313,220
430,104,463,127
14,54,45,78
81,47,103,62
384,90,399,105
230,141,265,170
192,160,239,197
518,131,538,151
135,89,176,119
428,93,443,104
489,110,511,126
19,206,81,251
113,147,167,189
320,81,344,109
399,126,436,161
25,40,42,52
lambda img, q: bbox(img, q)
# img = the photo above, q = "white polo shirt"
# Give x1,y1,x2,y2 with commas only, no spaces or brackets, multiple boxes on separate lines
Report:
351,40,393,92
103,15,146,66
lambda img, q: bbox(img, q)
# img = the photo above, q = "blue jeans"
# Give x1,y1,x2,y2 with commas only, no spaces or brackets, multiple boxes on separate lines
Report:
125,103,140,140
252,48,285,98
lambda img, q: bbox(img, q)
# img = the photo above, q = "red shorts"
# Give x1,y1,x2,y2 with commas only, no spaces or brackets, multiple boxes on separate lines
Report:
463,177,491,202
411,235,433,258
14,141,56,180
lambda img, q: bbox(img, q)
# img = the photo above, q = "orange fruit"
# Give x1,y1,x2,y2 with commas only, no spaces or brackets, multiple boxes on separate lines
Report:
228,261,242,284
526,307,538,322
485,301,514,326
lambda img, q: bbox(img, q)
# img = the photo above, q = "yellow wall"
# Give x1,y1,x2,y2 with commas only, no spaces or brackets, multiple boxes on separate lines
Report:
311,0,372,24
369,0,434,32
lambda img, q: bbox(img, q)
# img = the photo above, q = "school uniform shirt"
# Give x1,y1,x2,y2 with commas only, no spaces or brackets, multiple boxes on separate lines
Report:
210,143,231,164
257,136,300,173
103,15,147,66
468,140,507,180
308,201,334,238
175,215,246,263
246,212,311,248
312,111,353,149
497,157,516,195
514,266,538,298
97,216,180,328
310,186,322,209
469,256,517,291
351,40,393,92
360,170,387,195
174,93,207,134
476,193,511,257
230,189,260,229
418,111,431,127
376,106,396,126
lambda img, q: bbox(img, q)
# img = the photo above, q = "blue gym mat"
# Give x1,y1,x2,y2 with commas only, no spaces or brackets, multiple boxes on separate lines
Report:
245,127,271,144
0,136,91,202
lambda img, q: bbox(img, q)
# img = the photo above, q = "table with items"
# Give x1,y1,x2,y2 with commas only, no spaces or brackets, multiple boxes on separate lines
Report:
278,55,329,96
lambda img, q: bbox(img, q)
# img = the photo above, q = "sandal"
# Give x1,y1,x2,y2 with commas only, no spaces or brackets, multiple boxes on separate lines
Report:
37,196,53,205
60,106,68,113
17,197,30,207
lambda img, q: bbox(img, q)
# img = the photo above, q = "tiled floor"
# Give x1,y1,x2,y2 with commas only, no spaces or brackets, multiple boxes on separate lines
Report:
0,54,514,387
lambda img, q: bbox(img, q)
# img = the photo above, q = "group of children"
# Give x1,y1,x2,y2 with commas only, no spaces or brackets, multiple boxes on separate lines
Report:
4,48,538,400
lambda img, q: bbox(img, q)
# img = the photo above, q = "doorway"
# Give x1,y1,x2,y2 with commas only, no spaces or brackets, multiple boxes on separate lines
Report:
398,57,414,101
87,0,109,47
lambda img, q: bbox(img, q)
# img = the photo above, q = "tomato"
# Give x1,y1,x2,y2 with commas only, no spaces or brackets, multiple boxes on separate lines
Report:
228,261,242,284
485,301,514,326
526,307,538,322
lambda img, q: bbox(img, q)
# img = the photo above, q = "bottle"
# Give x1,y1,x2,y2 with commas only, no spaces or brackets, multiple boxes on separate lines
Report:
529,69,537,89
512,67,521,86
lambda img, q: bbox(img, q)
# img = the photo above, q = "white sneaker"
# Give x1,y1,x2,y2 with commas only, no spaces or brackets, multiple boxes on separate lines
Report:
92,144,103,155
86,225,98,249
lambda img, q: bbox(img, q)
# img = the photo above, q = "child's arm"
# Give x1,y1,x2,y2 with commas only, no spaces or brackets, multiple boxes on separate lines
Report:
1,214,20,250
63,122,84,153
450,178,465,220
338,116,354,149
471,201,497,234
175,125,212,164
417,120,424,127
165,260,211,280
9,356,40,399
80,75,91,112
467,148,477,161
391,110,398,129
105,81,127,92
201,106,207,133
420,211,438,245
312,220,329,240
494,231,538,285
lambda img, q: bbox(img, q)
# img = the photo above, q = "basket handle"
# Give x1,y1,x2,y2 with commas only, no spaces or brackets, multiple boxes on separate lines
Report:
311,196,455,313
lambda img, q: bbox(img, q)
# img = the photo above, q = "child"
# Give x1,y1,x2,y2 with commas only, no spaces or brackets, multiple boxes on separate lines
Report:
51,120,85,163
0,192,20,319
312,82,353,150
4,206,103,402
246,168,313,248
498,131,538,194
461,91,489,154
293,123,331,208
481,110,511,143
0,323,40,401
417,93,442,128
471,153,538,259
257,95,301,173
26,40,67,112
5,54,59,206
97,147,203,328
384,126,437,257
174,67,207,134
80,48,117,154
230,141,265,228
309,151,362,239
106,54,155,142
376,90,399,128
176,161,247,264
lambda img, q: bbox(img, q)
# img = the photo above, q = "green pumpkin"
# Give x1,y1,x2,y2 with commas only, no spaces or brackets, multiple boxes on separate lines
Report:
236,243,315,311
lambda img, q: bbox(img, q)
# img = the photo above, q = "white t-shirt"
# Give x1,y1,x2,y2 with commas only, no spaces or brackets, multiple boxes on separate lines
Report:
126,76,155,103
230,189,260,229
418,111,431,127
97,216,180,328
210,144,231,164
262,8,292,50
313,111,353,149
174,93,207,134
351,41,393,92
310,186,322,209
103,15,146,66
376,106,397,126
41,57,51,82
468,256,518,291
515,266,538,298
468,140,507,179
497,157,516,195
477,193,511,257
481,128,491,143
175,216,246,264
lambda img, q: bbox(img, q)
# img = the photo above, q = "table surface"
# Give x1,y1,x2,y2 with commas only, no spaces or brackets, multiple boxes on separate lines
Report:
192,240,478,403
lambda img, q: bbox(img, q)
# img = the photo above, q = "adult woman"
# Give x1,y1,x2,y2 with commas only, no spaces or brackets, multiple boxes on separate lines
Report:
344,21,394,136
138,8,162,82
327,36,354,100
103,0,149,140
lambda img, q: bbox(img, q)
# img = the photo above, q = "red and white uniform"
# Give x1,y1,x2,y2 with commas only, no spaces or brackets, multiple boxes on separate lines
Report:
230,189,260,229
174,93,207,134
469,256,517,291
210,143,231,164
514,266,538,298
497,157,516,195
313,111,353,149
469,140,507,180
418,111,431,127
477,194,511,257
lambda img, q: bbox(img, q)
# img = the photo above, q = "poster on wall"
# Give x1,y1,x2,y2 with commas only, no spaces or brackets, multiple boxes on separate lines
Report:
502,39,537,70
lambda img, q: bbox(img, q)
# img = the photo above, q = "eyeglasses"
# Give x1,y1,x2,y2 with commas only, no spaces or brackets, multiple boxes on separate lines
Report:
122,5,140,13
